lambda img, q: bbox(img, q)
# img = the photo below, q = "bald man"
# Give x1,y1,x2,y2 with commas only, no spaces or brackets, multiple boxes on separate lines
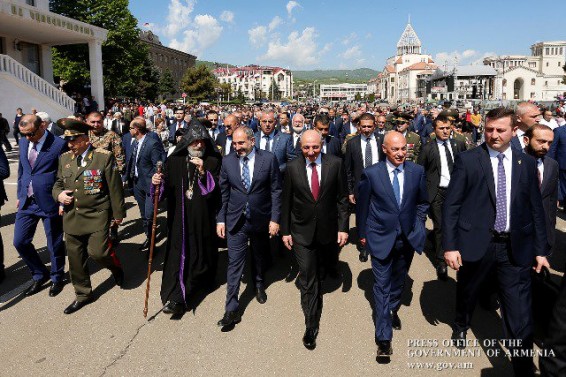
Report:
281,130,349,350
512,102,541,151
215,114,239,156
356,132,429,360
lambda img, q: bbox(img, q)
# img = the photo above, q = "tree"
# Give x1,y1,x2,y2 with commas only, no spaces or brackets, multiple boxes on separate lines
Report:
366,93,376,102
219,83,232,101
50,0,152,98
159,69,177,98
354,92,362,101
136,55,160,101
268,79,281,101
180,65,217,102
236,88,246,103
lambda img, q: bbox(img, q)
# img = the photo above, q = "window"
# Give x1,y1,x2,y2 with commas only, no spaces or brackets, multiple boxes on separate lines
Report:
531,78,536,85
545,81,548,86
531,92,536,98
502,79,507,87
546,48,549,55
559,62,562,67
546,62,549,67
25,0,35,5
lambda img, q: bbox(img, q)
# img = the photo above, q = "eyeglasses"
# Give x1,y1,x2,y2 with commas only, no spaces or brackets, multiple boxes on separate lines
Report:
21,129,38,137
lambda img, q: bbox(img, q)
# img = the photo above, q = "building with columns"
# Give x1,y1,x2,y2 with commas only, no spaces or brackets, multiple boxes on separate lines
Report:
213,65,293,101
0,0,107,120
374,22,435,104
483,41,566,101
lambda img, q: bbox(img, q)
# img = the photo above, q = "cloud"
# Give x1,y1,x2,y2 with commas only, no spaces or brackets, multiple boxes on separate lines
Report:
169,14,223,55
340,45,363,60
248,26,268,48
162,0,195,38
220,10,234,23
268,16,282,31
321,43,333,54
259,27,319,67
342,32,358,46
286,1,300,17
462,49,476,58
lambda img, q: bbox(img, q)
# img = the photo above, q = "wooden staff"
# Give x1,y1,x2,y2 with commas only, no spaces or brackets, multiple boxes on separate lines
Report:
143,160,163,318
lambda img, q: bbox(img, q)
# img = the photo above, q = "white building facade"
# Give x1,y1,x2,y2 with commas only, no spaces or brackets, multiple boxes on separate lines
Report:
0,0,107,120
319,83,368,101
483,41,566,101
213,65,293,100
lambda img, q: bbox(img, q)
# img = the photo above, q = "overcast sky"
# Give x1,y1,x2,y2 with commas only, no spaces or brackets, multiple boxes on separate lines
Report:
130,0,565,70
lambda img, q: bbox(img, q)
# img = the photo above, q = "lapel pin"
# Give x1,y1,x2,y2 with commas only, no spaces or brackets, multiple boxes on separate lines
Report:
518,160,522,165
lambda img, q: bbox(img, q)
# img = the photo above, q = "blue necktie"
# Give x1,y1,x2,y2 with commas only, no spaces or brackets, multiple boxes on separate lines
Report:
494,153,507,232
241,156,251,218
392,168,401,205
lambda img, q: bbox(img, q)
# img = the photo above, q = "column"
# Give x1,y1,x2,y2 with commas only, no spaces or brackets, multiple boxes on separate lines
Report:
88,40,104,108
40,45,54,85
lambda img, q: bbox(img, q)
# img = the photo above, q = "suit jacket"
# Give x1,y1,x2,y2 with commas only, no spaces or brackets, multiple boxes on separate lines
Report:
548,126,566,170
128,135,167,190
510,135,523,152
356,161,429,259
0,147,9,206
417,138,467,201
48,122,64,137
217,150,282,233
254,130,297,173
344,133,385,197
168,120,188,143
281,154,349,246
215,132,234,157
540,157,559,250
323,136,342,157
17,131,67,215
339,121,356,144
442,144,549,267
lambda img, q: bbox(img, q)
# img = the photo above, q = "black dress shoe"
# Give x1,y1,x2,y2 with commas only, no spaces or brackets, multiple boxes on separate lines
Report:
392,311,401,330
328,268,341,279
110,227,119,242
451,331,467,350
163,301,186,315
139,239,150,251
24,277,49,296
376,341,393,358
359,249,369,262
436,264,448,281
64,299,91,314
49,282,64,297
255,287,267,304
217,311,241,327
112,268,125,288
302,327,319,350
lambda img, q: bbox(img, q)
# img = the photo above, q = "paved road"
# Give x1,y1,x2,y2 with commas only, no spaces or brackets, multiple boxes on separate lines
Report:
0,144,564,376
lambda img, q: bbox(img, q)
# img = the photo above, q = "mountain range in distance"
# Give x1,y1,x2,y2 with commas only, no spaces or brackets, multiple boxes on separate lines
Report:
196,60,378,84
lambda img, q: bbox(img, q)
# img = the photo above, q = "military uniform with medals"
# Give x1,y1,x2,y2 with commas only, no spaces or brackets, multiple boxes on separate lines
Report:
52,119,126,307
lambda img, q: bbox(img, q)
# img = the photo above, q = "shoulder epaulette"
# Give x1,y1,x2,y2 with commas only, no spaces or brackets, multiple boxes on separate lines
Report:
95,148,111,155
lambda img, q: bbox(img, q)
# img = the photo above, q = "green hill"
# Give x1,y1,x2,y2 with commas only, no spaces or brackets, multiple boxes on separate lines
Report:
293,68,378,84
195,60,236,70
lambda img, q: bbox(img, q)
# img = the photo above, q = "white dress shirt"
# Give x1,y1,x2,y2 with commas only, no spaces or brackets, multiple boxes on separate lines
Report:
239,149,256,183
386,159,404,205
259,131,274,151
487,145,512,232
134,134,146,177
225,135,232,155
306,154,322,191
78,146,91,167
539,118,559,130
360,134,379,166
516,129,526,149
537,158,544,184
437,139,454,188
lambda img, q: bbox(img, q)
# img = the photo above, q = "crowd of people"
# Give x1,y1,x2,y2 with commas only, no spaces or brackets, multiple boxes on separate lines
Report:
0,98,565,375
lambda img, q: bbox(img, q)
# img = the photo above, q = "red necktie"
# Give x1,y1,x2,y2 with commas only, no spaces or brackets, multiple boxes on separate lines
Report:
310,162,319,200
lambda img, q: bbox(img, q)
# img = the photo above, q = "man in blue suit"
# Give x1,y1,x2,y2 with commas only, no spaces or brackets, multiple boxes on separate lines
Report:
443,107,549,377
168,107,188,144
548,121,566,206
356,131,429,360
126,117,167,250
216,126,282,329
14,114,67,296
0,146,9,283
254,110,296,173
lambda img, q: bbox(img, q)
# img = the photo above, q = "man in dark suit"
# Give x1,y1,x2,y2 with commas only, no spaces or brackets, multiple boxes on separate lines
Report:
338,111,357,144
443,108,549,376
215,114,238,157
0,147,9,283
14,114,67,296
168,107,188,144
548,122,566,207
344,113,385,262
281,130,349,350
417,114,466,279
511,102,541,151
290,113,306,155
37,112,63,137
357,131,429,360
126,117,167,250
216,126,282,328
254,110,296,173
314,114,342,158
523,124,559,252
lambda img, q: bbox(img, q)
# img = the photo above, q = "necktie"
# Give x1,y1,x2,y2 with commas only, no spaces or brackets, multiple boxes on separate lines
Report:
77,155,83,167
295,136,300,150
27,143,38,197
310,162,320,200
494,153,507,232
443,141,454,173
392,168,401,205
264,135,271,152
365,138,373,168
241,157,250,191
129,141,139,178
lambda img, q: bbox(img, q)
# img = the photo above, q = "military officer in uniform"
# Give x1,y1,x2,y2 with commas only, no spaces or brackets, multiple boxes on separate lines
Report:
394,113,421,162
53,119,126,314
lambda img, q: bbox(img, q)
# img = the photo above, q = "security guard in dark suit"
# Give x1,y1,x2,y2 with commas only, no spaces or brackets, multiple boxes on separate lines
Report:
52,118,126,314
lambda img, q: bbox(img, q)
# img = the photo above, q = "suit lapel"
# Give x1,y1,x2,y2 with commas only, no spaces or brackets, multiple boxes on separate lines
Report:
478,145,496,205
540,160,551,195
21,139,32,170
400,162,411,209
32,132,54,172
354,136,363,164
298,156,315,202
379,163,399,209
318,154,330,201
511,149,522,205
249,151,265,192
